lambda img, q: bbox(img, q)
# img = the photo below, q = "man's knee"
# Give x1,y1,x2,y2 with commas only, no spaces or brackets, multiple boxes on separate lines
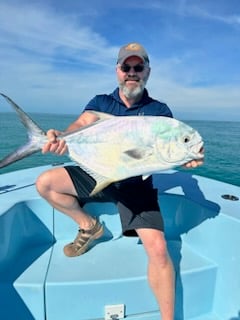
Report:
138,229,169,262
152,237,169,259
149,243,171,269
36,171,51,196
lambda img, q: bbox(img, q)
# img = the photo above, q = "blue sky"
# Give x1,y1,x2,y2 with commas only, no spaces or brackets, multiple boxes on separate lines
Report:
0,0,239,120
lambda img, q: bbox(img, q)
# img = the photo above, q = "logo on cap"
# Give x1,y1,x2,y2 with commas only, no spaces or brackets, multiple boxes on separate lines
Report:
125,43,143,51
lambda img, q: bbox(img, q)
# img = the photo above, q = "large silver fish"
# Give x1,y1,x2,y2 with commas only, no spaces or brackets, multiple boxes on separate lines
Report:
0,93,204,195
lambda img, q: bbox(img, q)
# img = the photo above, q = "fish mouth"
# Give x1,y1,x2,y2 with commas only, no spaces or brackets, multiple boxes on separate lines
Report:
194,141,204,159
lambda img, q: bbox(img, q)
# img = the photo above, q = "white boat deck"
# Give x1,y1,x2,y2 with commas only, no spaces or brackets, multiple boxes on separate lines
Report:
0,164,239,319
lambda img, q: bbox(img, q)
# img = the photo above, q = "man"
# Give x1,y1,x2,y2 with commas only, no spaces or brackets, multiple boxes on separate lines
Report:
36,42,203,320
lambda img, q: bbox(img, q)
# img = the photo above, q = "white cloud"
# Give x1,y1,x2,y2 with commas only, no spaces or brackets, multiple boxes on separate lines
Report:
134,0,240,26
0,1,239,120
0,2,117,66
147,59,240,120
0,2,119,112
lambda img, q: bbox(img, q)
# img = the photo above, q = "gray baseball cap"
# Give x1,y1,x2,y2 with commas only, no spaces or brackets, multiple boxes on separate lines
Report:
117,42,149,65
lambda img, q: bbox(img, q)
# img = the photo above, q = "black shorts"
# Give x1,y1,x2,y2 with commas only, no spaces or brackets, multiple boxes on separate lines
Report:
64,166,164,237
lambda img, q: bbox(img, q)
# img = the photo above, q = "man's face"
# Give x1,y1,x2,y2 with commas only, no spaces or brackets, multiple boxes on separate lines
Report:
116,56,150,99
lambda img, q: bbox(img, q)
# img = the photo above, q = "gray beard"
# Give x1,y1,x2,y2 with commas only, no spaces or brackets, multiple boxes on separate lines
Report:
119,80,145,100
121,85,143,99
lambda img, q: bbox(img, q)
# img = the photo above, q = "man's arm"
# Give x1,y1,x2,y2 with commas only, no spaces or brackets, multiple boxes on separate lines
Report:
41,111,98,155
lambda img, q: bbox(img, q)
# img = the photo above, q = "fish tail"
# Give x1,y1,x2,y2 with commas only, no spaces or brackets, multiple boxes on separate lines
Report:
0,93,47,168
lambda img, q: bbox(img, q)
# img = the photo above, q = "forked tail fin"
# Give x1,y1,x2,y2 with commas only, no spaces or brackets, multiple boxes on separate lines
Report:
0,93,47,168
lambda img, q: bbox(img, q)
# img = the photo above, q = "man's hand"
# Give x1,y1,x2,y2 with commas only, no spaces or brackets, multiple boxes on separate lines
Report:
42,129,68,155
183,159,204,168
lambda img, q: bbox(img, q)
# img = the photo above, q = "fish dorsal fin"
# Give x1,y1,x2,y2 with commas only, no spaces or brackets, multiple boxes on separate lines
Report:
87,111,115,121
59,111,115,139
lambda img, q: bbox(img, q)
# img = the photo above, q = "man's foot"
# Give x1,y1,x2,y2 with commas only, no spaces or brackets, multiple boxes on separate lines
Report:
63,218,104,257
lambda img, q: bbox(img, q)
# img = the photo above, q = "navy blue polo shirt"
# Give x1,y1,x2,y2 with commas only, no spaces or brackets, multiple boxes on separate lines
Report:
84,88,173,118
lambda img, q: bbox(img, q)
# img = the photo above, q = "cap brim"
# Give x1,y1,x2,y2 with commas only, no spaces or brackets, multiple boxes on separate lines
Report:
117,54,146,65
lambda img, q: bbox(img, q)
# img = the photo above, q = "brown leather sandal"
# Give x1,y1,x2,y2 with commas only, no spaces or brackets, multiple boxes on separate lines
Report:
63,218,104,257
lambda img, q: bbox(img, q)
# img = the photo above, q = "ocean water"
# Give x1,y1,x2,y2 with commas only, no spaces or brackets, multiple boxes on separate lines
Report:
0,112,239,187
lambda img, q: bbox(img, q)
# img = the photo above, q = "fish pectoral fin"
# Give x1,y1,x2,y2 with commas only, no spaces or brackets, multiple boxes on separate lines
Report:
60,112,115,139
124,147,153,160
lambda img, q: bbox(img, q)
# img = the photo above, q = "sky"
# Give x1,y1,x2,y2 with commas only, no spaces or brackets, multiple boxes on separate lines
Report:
0,0,239,121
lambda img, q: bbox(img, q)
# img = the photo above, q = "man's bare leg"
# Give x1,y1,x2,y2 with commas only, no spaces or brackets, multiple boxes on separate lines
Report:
137,228,175,320
36,167,104,256
36,167,94,228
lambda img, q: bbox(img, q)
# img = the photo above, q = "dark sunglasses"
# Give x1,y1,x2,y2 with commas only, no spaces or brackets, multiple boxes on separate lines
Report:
120,64,145,73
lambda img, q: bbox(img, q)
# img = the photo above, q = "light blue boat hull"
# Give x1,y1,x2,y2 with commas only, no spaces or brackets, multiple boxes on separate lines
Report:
0,164,239,319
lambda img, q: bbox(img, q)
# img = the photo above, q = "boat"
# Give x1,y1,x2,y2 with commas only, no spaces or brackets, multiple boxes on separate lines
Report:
0,163,239,320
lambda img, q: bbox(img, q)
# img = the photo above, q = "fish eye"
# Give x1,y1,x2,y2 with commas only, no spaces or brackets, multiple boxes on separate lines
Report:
183,136,190,143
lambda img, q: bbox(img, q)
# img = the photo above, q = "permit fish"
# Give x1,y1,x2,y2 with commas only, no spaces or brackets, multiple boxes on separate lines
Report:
0,93,204,195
